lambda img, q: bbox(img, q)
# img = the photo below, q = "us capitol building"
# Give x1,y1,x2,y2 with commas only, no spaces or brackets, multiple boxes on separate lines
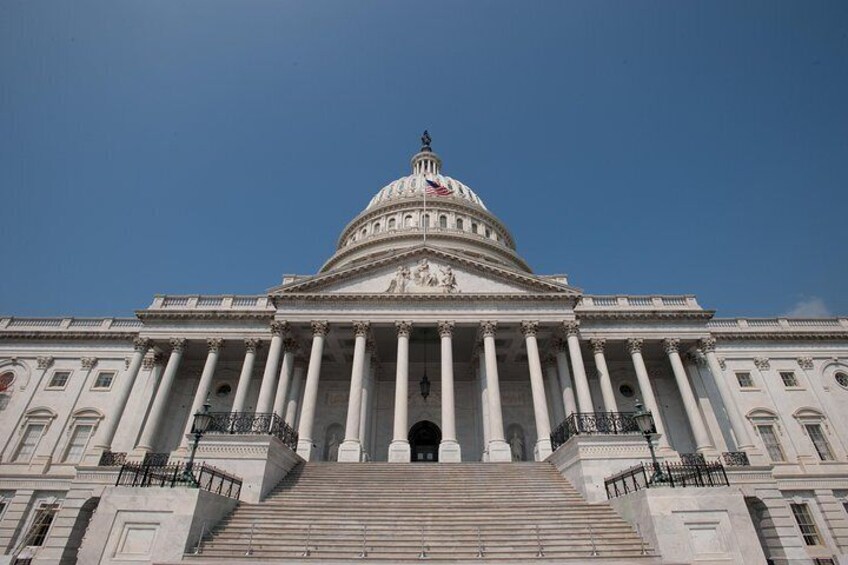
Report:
1,135,847,564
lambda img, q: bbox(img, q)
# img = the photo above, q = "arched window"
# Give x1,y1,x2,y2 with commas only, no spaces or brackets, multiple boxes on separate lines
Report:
404,215,413,228
373,223,381,233
485,227,492,238
456,218,464,230
0,371,14,393
439,215,447,229
388,218,396,230
471,222,479,234
361,228,367,237
423,214,430,227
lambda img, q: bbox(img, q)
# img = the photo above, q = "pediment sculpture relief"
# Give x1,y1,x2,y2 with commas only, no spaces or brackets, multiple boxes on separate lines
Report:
385,259,459,294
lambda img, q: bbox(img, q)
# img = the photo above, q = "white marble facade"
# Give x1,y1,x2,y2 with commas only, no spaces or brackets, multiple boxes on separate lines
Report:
0,140,847,564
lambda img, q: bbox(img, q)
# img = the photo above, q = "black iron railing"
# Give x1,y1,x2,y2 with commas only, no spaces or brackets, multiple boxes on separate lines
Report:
142,452,170,466
550,412,641,450
680,453,707,466
116,462,242,499
98,451,127,467
206,411,299,450
604,460,729,499
722,451,751,466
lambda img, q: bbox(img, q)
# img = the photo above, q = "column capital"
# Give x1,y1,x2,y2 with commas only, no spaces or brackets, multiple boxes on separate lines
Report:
797,356,814,370
626,338,644,354
270,321,290,336
561,321,580,337
589,338,606,353
311,320,330,337
207,338,224,352
353,321,371,337
520,321,539,337
662,338,681,354
245,337,262,352
480,321,498,337
686,350,706,366
170,337,187,352
142,353,165,370
395,321,413,338
283,337,298,352
438,321,455,338
550,337,567,353
133,337,152,352
699,337,717,352
81,357,98,370
37,356,54,370
754,357,770,371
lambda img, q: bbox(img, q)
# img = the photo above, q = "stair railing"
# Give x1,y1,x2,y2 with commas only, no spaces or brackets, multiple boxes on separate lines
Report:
535,524,544,558
475,526,484,558
357,524,368,558
301,523,316,557
244,521,255,556
192,521,206,555
417,526,428,559
589,524,599,557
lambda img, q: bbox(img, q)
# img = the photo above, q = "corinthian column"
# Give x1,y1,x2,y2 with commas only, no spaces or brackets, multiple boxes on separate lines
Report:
664,338,713,453
544,356,566,426
231,338,261,414
182,338,223,441
256,321,287,414
389,321,412,462
627,338,670,450
272,338,297,419
563,322,593,413
590,339,618,413
296,321,329,460
553,339,578,417
522,321,552,460
339,321,369,462
699,337,756,453
438,321,461,462
137,338,186,452
481,321,511,462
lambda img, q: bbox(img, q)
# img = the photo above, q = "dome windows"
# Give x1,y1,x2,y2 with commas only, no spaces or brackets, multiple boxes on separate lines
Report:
404,215,413,228
456,218,464,230
388,218,396,230
439,215,448,229
373,223,381,233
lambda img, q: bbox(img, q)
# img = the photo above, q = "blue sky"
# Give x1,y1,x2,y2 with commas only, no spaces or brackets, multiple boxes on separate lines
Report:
1,1,846,318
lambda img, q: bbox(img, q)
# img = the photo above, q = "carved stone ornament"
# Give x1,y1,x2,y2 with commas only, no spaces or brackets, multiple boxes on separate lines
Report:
37,356,54,370
385,259,459,294
590,338,606,354
142,355,156,370
797,357,814,370
270,321,290,336
244,338,261,353
170,337,187,352
718,357,726,370
282,338,298,353
699,337,717,352
395,321,413,338
480,321,498,338
311,321,330,337
662,338,681,354
562,321,580,337
353,321,371,338
520,321,539,338
207,338,224,352
438,321,455,338
133,337,151,352
80,357,98,370
754,357,770,371
550,337,567,353
626,338,644,354
686,351,706,366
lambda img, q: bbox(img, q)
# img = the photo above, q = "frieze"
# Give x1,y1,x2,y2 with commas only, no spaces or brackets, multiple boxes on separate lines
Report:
385,259,459,294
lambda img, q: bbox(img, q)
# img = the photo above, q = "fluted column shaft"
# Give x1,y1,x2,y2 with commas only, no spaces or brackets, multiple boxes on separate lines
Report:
183,338,223,440
231,339,260,414
700,338,755,451
297,321,329,460
256,322,287,414
664,339,713,452
94,338,150,450
358,349,373,456
522,322,552,460
481,322,510,461
339,322,369,461
554,343,578,417
627,338,670,449
272,339,297,418
137,339,185,451
439,321,461,462
389,322,412,462
285,365,305,427
478,355,491,460
544,360,566,426
590,339,618,413
564,322,593,413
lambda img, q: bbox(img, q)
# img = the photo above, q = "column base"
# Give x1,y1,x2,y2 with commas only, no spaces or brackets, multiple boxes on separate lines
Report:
297,438,316,461
388,440,411,462
534,438,553,461
438,440,462,463
337,440,363,462
487,439,512,462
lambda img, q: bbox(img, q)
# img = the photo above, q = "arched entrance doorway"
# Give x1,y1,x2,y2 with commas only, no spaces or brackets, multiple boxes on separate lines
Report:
409,420,441,462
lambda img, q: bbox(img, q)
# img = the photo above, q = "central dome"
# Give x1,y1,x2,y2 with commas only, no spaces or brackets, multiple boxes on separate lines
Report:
366,173,488,211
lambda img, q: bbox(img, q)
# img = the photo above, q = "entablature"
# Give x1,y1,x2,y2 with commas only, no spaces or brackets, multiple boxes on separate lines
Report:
708,317,848,341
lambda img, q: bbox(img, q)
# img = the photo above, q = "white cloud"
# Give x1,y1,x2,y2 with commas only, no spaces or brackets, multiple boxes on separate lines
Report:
785,296,832,318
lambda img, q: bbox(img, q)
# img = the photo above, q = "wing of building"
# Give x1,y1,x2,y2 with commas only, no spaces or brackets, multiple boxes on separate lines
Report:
1,137,847,564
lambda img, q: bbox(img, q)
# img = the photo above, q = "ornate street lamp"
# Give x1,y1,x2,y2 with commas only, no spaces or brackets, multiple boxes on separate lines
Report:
633,400,664,484
184,400,213,486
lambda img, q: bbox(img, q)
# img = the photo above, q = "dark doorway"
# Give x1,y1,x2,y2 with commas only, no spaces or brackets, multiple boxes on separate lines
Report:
409,420,441,462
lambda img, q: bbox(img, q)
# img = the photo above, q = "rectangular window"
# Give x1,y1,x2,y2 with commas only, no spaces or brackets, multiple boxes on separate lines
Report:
22,503,59,547
780,371,798,387
757,425,786,462
736,372,754,388
813,559,835,565
92,371,115,390
47,371,70,389
790,503,822,546
62,424,93,463
0,498,7,521
14,423,45,463
805,424,835,461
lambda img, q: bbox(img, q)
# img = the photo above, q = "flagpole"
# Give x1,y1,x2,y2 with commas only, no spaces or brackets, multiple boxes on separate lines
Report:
423,177,427,244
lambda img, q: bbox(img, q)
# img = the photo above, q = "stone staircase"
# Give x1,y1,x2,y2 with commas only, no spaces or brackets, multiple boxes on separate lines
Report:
186,462,658,563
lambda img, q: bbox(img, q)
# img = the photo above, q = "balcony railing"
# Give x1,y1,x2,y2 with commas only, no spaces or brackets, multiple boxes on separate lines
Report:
116,462,242,499
604,461,729,499
550,412,640,450
98,450,127,467
206,411,299,450
721,451,751,466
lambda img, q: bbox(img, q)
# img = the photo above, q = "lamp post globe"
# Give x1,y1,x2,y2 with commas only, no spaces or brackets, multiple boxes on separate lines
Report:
185,400,213,486
633,399,664,484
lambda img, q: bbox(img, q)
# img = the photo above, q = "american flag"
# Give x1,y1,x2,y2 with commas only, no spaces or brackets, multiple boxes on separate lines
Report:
425,179,453,196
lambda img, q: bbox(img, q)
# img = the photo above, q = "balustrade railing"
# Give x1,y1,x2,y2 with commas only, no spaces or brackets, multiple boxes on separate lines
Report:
550,412,640,450
605,460,729,499
722,451,751,466
98,450,127,467
116,462,242,499
206,412,299,450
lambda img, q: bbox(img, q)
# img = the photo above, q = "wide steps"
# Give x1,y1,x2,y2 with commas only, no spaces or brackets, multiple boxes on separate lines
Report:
188,462,654,562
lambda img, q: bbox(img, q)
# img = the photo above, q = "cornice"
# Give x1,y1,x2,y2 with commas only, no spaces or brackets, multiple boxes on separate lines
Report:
713,331,848,341
277,292,578,303
577,311,715,321
0,331,138,341
136,310,275,321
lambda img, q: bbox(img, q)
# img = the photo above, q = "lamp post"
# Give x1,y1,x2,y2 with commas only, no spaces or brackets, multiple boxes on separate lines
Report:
633,400,664,484
185,400,213,486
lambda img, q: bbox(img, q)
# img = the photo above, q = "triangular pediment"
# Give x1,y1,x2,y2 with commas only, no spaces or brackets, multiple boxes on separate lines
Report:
271,247,580,297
